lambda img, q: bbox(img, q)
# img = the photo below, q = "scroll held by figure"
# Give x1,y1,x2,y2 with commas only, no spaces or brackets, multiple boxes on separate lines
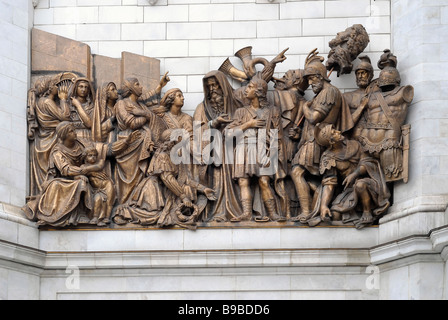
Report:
24,25,413,230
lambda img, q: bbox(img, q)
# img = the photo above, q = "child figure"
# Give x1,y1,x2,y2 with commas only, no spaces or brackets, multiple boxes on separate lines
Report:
81,146,116,227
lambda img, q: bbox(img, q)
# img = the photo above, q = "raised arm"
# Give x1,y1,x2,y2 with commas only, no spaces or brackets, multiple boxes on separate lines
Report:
116,100,148,130
71,97,93,128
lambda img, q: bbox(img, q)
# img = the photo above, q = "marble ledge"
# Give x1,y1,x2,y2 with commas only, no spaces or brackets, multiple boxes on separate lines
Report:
43,249,372,270
0,236,372,271
0,202,37,229
380,195,448,224
370,224,448,266
0,239,46,271
38,226,379,253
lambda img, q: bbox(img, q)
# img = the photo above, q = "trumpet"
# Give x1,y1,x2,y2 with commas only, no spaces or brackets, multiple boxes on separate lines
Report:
219,46,288,83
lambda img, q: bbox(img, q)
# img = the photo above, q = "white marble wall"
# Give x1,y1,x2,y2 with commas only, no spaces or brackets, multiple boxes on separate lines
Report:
35,228,381,300
32,0,391,114
2,0,448,300
0,0,33,208
378,0,448,243
0,203,40,300
0,0,39,300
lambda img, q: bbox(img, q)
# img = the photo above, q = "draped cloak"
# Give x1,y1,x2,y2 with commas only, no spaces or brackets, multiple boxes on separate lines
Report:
193,70,243,222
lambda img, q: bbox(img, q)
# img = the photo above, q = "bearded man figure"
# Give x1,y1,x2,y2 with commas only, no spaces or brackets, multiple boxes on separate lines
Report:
290,50,354,223
358,66,414,182
343,56,378,141
193,70,243,222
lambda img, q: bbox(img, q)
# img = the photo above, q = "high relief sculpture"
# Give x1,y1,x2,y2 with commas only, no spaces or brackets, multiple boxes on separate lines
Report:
24,25,414,230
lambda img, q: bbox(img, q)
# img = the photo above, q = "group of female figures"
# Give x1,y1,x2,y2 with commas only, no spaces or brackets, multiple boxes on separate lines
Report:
24,72,216,229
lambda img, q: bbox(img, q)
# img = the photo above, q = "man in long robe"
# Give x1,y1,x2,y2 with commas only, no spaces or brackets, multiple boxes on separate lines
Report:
193,70,243,222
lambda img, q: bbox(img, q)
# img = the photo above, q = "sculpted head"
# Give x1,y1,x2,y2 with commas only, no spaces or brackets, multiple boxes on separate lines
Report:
274,69,308,95
304,50,330,94
326,24,370,76
76,80,90,99
83,146,99,165
315,123,344,148
122,77,143,98
355,56,374,89
106,82,119,102
206,77,223,100
56,121,77,144
69,77,94,104
245,76,268,101
161,88,184,112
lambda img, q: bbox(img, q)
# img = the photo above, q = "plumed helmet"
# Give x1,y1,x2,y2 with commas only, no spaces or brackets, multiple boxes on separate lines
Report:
378,66,401,89
304,49,330,82
378,49,397,70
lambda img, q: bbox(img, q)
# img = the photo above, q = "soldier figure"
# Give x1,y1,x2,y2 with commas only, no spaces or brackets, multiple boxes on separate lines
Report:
357,65,414,182
344,55,377,141
290,50,354,222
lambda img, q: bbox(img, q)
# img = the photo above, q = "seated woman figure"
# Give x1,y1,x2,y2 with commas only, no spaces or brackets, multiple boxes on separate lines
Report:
114,129,216,229
23,121,139,227
23,122,95,227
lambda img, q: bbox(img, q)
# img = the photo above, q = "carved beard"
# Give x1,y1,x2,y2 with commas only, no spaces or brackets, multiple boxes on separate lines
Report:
357,78,369,89
311,81,323,94
209,91,224,114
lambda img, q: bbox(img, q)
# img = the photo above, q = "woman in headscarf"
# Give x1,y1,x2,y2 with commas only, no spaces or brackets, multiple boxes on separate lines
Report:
91,82,119,144
68,77,96,142
154,88,194,170
114,77,167,205
90,82,120,183
27,73,72,197
23,121,140,227
23,122,94,227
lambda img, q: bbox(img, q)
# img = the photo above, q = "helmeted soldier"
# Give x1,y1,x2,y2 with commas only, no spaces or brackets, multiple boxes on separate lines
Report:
358,64,414,182
344,55,378,140
290,49,354,222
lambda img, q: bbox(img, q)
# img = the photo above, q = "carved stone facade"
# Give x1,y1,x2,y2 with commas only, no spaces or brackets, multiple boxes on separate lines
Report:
22,26,412,232
1,0,448,301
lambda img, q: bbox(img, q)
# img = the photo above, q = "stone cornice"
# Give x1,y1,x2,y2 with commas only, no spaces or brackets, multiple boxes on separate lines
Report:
0,239,45,272
380,195,448,224
0,202,37,229
370,224,448,265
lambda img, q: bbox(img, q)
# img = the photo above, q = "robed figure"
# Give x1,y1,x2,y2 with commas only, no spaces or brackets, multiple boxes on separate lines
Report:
193,70,243,222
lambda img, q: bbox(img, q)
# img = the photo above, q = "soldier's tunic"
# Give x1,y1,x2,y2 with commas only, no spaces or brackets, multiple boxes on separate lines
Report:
358,85,413,181
292,84,353,176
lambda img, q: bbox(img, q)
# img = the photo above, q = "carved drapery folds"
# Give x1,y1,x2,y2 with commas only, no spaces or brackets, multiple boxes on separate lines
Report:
23,26,413,230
